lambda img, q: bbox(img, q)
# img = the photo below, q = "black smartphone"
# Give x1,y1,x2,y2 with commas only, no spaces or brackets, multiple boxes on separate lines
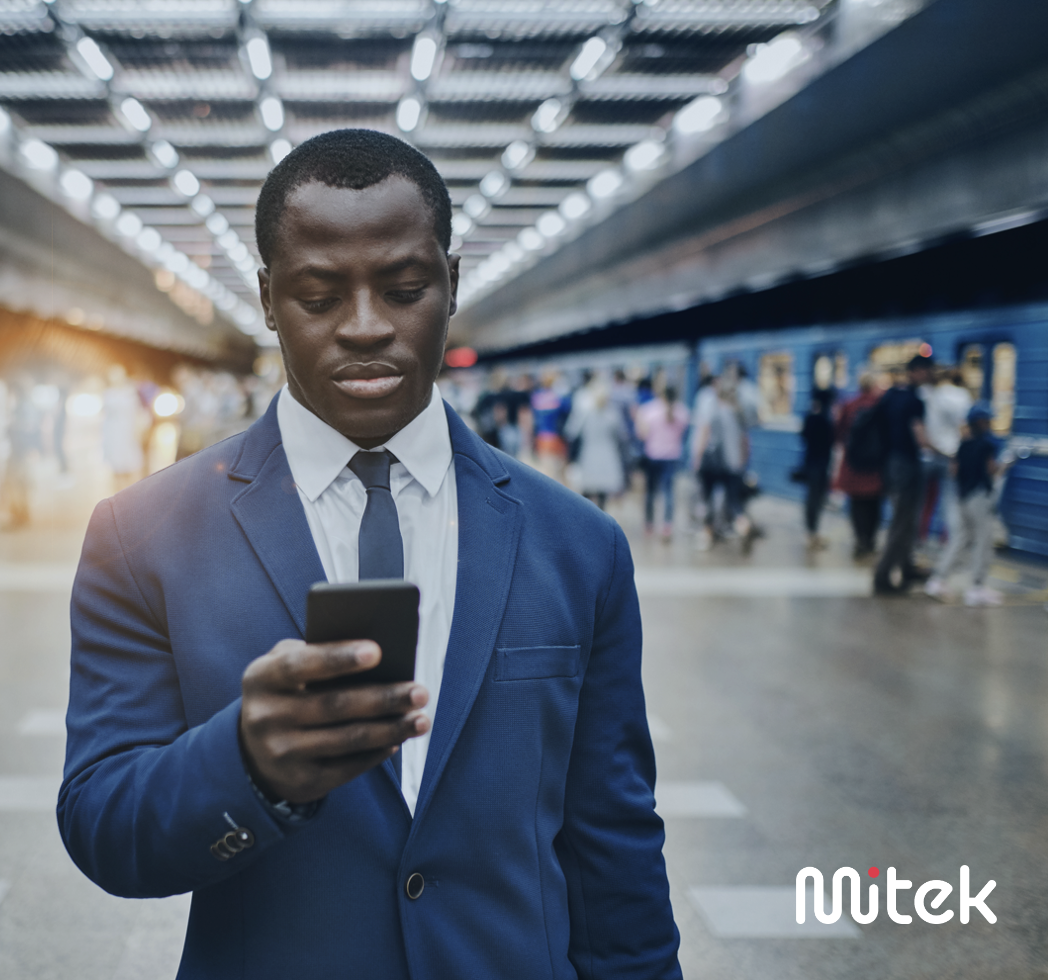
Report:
305,580,420,687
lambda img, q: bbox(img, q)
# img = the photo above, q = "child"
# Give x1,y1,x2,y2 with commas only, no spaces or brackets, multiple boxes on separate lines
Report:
924,405,1003,606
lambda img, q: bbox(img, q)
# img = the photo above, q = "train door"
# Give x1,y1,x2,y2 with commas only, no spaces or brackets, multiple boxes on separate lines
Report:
958,340,1015,435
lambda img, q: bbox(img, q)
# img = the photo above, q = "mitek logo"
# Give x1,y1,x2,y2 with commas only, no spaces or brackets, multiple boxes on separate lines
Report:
796,866,996,925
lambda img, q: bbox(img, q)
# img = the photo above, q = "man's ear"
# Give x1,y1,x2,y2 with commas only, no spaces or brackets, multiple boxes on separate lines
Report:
258,268,277,332
447,252,461,318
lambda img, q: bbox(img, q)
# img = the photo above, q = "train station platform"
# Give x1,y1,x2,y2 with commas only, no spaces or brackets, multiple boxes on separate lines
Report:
0,479,1045,979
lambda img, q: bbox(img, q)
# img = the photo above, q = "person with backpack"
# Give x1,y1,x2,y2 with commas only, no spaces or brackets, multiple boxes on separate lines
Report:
872,354,934,594
835,372,884,559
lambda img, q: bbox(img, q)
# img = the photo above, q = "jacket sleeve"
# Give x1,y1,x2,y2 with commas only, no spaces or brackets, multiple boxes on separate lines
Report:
555,520,682,979
58,499,298,898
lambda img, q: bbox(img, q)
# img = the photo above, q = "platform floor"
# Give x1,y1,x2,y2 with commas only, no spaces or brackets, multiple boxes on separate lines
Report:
0,482,1046,979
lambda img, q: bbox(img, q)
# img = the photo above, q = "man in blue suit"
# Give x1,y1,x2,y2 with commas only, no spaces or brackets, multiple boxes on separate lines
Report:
60,129,681,979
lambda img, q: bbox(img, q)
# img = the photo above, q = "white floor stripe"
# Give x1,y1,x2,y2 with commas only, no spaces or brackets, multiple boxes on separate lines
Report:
656,781,747,818
18,709,67,736
0,562,78,593
647,713,673,743
688,885,862,938
0,776,62,811
635,567,871,598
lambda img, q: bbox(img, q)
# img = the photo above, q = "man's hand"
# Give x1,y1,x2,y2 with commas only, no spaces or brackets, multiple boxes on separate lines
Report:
239,639,430,805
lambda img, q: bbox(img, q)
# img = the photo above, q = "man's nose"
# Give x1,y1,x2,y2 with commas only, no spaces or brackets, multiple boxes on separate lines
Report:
334,289,396,348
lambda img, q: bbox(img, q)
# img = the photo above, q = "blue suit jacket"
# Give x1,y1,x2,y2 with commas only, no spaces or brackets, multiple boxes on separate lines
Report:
59,399,681,980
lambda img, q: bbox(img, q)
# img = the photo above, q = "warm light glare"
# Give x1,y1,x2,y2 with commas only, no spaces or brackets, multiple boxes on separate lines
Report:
76,36,114,81
245,36,273,80
59,168,93,200
153,392,185,418
444,347,478,368
410,34,439,82
569,36,608,81
259,96,284,131
120,97,152,132
673,95,724,135
396,96,422,132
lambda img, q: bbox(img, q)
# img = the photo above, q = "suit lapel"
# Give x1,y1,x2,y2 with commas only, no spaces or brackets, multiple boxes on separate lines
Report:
228,398,327,637
410,407,522,826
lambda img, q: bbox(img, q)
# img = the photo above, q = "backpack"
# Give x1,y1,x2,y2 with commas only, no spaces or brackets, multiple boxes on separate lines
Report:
845,402,886,473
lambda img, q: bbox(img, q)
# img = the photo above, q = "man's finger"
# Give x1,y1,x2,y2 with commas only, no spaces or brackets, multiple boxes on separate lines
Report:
294,711,431,760
254,640,382,691
299,682,429,728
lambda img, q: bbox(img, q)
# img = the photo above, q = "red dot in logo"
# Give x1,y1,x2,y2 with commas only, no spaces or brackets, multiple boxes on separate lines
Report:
868,867,880,878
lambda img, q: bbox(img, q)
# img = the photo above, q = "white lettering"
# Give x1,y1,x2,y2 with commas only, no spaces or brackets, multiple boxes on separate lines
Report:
959,865,996,924
887,867,913,924
914,880,954,924
795,867,877,924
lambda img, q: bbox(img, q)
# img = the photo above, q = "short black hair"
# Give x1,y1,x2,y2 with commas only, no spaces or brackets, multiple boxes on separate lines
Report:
254,128,452,268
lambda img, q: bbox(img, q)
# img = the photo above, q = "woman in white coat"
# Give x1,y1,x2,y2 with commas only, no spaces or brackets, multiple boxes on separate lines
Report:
565,383,627,510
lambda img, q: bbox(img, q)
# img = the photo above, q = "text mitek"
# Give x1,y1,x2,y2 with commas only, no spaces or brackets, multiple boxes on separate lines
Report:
796,866,996,925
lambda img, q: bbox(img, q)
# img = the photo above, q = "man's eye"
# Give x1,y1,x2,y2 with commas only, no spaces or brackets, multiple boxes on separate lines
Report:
301,297,337,313
388,287,426,303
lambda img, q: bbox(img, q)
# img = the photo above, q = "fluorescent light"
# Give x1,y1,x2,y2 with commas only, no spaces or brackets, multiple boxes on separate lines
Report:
451,212,473,236
410,34,439,82
245,36,272,80
269,138,292,164
502,241,524,263
489,252,511,274
559,191,591,221
217,229,239,250
463,194,489,220
673,95,724,136
136,227,162,253
172,169,200,197
20,139,58,171
532,98,565,134
569,36,608,82
479,170,509,199
59,168,93,201
259,96,284,132
116,211,143,238
587,168,623,199
501,140,534,171
91,193,120,221
205,212,229,235
165,251,189,274
149,139,179,169
228,243,249,262
742,33,809,85
0,106,11,135
536,211,566,238
76,36,114,81
624,139,665,173
518,227,544,251
190,194,215,217
185,265,209,289
120,97,152,133
396,96,422,133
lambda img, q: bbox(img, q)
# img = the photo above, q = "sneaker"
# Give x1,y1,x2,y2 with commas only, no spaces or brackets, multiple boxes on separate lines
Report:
923,577,951,601
964,586,1004,607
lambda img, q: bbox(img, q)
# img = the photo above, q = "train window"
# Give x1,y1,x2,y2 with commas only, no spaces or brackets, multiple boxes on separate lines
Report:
758,352,795,421
869,340,926,387
960,345,984,402
991,342,1015,435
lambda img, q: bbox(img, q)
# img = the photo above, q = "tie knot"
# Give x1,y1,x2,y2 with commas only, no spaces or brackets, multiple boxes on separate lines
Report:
348,449,394,490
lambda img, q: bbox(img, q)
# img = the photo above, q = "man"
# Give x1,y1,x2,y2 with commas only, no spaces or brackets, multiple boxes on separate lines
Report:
873,353,934,594
59,130,681,979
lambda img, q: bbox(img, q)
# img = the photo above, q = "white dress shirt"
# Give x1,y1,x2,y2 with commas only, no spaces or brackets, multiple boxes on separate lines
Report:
277,383,458,816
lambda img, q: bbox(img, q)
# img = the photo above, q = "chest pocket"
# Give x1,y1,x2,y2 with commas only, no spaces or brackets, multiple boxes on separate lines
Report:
494,645,581,681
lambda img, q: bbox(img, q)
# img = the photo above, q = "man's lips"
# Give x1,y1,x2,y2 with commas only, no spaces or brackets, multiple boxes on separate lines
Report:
331,374,404,399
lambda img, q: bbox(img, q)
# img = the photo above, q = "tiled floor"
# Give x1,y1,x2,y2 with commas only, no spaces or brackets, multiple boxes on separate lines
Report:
0,478,1046,978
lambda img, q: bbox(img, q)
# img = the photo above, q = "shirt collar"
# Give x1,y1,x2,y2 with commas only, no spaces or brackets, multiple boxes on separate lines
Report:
277,383,452,503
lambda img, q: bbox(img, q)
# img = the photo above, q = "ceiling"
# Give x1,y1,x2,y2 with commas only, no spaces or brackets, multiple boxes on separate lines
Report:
0,0,924,347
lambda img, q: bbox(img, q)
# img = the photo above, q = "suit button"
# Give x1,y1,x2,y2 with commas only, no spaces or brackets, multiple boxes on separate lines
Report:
405,873,425,900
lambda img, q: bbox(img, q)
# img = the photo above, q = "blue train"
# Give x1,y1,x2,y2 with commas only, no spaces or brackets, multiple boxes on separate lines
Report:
695,302,1048,559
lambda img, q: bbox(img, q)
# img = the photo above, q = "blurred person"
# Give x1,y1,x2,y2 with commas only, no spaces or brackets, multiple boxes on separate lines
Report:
691,375,750,550
636,385,689,540
873,354,934,595
800,388,836,551
60,129,680,980
919,368,972,542
564,381,628,510
924,405,1004,606
0,377,40,530
529,369,572,481
471,368,508,447
735,363,761,430
834,372,884,559
101,365,145,491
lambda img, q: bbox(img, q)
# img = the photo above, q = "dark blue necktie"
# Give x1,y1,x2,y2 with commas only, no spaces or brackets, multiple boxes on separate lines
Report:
348,450,404,580
347,449,405,783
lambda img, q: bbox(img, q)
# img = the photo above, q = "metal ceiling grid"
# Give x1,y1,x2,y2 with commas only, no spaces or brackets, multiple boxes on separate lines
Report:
0,0,863,341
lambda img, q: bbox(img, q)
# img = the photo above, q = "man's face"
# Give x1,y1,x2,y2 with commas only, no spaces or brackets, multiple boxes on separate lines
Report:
259,176,459,447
